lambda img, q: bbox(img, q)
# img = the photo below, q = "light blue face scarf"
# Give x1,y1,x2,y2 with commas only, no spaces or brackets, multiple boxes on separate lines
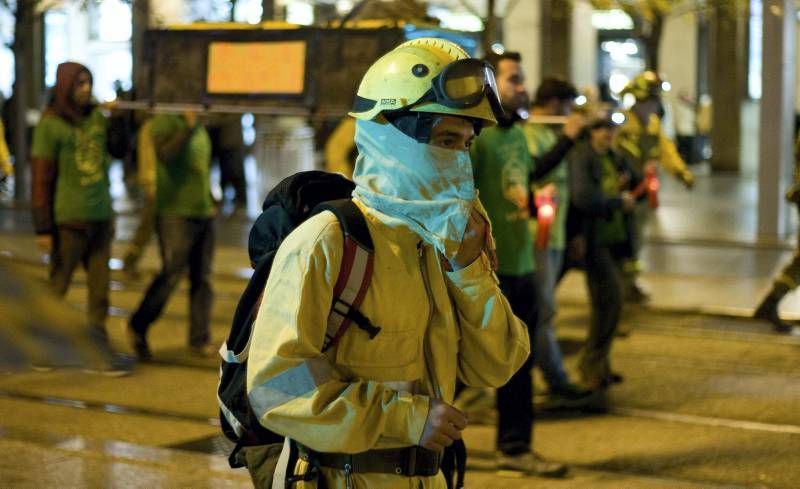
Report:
352,119,476,260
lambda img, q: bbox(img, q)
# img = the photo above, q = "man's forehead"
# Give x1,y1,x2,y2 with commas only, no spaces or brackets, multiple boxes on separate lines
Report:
432,115,474,132
497,58,522,77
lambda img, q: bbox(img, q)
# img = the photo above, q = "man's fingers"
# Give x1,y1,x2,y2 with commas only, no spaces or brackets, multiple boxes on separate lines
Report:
445,407,468,430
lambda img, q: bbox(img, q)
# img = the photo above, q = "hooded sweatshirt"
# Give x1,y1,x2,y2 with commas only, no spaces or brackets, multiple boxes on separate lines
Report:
31,62,110,233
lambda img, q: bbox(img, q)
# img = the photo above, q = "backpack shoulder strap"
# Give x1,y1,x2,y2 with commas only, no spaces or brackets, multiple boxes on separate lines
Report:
313,199,377,353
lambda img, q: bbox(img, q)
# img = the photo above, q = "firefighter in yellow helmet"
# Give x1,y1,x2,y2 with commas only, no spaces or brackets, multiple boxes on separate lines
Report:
615,71,695,303
245,38,529,488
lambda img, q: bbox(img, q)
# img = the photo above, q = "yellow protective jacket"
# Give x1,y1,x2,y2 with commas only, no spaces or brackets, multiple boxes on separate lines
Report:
615,110,691,181
246,198,530,489
0,119,12,177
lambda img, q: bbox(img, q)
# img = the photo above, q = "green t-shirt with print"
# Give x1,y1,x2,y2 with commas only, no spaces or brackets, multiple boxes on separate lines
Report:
471,125,535,276
30,107,112,224
151,114,214,218
595,153,627,246
523,123,569,250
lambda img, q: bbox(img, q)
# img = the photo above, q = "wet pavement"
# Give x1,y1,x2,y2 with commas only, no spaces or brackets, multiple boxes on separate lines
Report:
1,166,799,488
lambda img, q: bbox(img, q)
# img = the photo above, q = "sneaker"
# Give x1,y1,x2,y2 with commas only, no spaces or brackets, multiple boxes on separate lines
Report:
84,354,135,377
497,451,568,478
546,383,600,410
624,282,650,304
128,326,152,361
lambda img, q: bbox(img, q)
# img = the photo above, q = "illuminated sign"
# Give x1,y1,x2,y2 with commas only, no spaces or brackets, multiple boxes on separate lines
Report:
206,41,306,95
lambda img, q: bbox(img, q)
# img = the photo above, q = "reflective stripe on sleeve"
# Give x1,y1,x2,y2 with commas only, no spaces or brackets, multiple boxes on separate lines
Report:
249,356,336,414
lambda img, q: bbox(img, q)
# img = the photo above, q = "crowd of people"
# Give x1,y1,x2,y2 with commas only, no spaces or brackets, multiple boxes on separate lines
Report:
2,38,795,488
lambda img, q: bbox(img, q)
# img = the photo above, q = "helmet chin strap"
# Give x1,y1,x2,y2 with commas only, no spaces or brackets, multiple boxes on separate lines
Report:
384,110,483,144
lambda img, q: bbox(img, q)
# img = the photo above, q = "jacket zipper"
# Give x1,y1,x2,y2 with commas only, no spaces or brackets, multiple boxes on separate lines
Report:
418,243,442,399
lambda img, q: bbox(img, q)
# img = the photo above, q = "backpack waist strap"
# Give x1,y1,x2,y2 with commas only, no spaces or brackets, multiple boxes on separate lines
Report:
307,446,440,477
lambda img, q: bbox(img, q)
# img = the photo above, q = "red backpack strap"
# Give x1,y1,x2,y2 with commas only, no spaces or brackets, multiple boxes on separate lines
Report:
315,199,377,353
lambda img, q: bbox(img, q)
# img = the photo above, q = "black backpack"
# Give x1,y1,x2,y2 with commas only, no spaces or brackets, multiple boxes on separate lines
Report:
217,171,379,474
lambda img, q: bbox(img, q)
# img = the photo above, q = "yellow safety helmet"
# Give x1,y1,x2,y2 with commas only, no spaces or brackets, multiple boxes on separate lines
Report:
349,37,502,125
621,70,664,101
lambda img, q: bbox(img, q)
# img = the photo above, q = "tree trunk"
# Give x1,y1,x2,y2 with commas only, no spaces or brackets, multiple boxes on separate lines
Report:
132,0,150,96
261,0,275,21
11,0,35,202
643,16,663,70
482,0,497,53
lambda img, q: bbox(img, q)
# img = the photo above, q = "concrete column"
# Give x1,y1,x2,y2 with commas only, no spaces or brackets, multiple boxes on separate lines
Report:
504,0,540,94
570,0,596,90
709,5,748,172
539,0,570,79
757,0,796,237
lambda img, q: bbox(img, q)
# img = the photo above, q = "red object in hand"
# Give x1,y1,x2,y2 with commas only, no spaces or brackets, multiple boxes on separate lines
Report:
535,192,557,250
632,164,660,209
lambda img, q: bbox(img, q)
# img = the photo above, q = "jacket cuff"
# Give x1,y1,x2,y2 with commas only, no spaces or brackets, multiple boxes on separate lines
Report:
384,391,430,446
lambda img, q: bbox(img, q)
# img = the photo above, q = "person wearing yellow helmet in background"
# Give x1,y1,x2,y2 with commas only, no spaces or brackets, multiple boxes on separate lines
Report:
615,70,695,303
0,119,12,186
245,38,530,488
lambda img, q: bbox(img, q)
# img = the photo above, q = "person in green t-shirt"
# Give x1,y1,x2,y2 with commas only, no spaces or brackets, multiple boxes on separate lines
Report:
128,111,216,361
471,50,567,478
568,117,640,391
30,62,129,376
523,78,595,409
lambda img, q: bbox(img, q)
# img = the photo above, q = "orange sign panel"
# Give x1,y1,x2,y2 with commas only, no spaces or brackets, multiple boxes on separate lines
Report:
206,41,306,94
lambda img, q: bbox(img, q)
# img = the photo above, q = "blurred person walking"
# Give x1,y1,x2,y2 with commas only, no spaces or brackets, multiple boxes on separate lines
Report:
752,135,800,334
30,62,130,375
523,78,595,409
207,114,247,217
128,111,217,360
616,71,694,303
471,50,567,477
0,118,12,190
569,117,641,390
121,118,157,279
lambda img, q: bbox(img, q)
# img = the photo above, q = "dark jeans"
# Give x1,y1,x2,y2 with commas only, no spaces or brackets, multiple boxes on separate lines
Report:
496,273,538,456
50,221,112,346
580,245,623,388
130,216,215,347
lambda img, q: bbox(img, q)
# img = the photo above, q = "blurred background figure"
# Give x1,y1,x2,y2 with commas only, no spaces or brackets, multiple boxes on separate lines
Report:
523,77,595,409
568,116,641,391
122,117,157,279
0,259,114,372
323,116,357,179
0,117,12,191
207,114,247,217
615,70,694,303
752,134,800,335
30,61,130,376
128,111,217,362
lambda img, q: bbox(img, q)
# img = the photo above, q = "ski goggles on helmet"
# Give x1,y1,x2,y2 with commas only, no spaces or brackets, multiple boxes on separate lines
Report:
415,58,505,118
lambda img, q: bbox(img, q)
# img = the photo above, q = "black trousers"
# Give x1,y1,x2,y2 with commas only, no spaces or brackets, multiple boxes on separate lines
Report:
496,273,538,455
580,245,623,388
130,216,215,347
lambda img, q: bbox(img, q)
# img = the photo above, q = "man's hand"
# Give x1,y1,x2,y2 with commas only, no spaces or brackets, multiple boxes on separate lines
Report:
35,234,53,253
419,399,467,453
182,111,199,128
449,208,487,271
621,191,636,212
563,113,586,140
680,169,695,189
